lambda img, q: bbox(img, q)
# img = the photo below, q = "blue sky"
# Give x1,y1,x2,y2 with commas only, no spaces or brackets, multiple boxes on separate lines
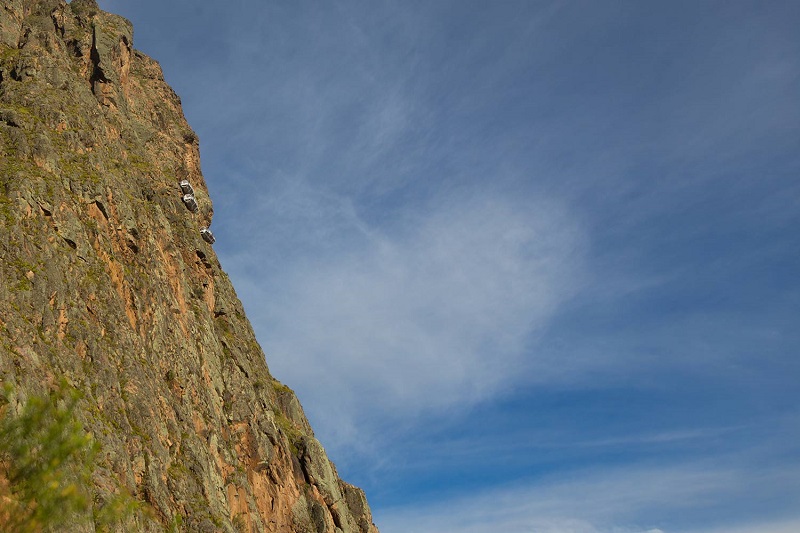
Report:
97,1,800,531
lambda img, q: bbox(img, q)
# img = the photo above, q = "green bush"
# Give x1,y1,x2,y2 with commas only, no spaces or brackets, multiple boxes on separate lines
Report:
0,381,145,532
0,381,97,532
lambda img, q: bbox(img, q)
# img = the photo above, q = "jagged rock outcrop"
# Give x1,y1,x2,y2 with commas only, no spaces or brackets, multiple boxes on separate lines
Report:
0,1,380,531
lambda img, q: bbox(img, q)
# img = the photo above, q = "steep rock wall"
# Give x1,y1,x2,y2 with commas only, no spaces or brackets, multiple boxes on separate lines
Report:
0,1,380,531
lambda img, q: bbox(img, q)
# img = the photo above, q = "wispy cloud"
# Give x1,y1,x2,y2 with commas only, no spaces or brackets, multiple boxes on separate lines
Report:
683,519,800,533
227,188,586,446
376,459,800,533
101,2,800,530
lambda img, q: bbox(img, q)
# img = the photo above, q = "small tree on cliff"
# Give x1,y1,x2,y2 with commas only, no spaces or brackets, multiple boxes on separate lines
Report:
0,381,97,532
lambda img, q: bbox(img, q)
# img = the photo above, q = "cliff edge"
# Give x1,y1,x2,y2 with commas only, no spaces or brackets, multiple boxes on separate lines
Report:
0,0,380,531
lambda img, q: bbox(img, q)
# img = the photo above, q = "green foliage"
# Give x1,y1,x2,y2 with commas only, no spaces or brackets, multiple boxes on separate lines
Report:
166,514,183,533
270,381,294,395
272,411,301,455
0,381,139,532
0,193,15,227
6,257,37,292
0,381,97,532
93,492,144,532
0,45,22,62
232,513,247,533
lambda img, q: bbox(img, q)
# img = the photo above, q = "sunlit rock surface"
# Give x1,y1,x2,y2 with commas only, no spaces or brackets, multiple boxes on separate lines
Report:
0,1,379,531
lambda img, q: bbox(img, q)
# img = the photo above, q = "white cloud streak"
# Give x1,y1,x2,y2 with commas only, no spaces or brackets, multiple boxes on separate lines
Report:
376,460,800,533
683,519,800,533
232,189,585,445
87,2,800,531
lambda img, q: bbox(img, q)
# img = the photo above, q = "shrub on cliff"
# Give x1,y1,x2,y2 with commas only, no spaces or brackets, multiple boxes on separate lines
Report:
0,381,97,532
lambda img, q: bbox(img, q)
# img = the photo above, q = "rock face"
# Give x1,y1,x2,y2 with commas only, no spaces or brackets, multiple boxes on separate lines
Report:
0,1,380,531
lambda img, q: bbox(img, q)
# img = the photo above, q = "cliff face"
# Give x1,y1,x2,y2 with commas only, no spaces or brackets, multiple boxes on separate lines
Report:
0,1,379,531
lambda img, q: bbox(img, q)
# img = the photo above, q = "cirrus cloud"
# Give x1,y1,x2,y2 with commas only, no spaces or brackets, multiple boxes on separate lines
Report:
228,187,585,444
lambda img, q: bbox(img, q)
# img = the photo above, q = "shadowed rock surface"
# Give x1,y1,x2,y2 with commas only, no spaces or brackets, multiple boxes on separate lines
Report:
0,1,380,531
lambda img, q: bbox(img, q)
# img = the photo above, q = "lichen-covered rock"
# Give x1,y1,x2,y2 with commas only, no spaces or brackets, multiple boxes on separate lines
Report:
0,1,379,531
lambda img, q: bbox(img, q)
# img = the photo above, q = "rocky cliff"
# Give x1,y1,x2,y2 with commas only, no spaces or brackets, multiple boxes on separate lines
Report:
0,1,379,531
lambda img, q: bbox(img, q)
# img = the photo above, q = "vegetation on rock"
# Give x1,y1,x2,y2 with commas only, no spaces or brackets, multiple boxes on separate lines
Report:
0,382,137,532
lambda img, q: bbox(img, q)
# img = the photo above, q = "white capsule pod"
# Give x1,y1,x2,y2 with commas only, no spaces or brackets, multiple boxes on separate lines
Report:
179,180,194,195
200,227,215,244
183,194,198,212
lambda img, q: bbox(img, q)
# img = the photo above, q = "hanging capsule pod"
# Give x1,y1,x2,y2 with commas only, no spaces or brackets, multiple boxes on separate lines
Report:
200,227,215,244
183,194,199,212
179,180,194,195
